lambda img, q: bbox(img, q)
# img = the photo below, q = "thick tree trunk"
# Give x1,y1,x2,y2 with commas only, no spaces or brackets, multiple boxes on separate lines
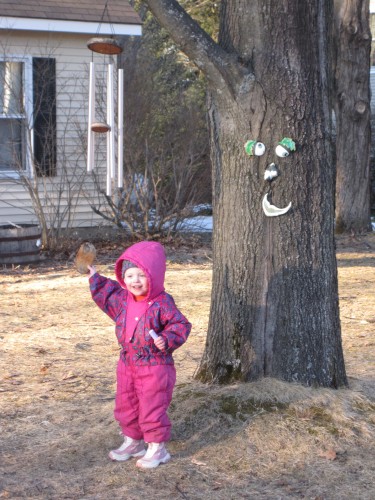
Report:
145,0,347,387
334,0,372,233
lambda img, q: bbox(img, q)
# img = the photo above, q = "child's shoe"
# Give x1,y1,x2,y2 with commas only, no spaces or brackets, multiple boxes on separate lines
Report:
136,442,171,469
109,435,146,461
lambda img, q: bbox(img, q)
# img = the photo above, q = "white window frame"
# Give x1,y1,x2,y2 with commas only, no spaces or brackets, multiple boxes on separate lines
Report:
0,55,33,179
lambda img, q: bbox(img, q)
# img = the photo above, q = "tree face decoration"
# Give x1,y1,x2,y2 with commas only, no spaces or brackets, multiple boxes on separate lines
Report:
244,137,296,217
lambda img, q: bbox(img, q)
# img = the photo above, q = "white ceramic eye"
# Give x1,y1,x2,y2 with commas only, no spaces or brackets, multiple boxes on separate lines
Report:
254,142,265,156
275,145,289,158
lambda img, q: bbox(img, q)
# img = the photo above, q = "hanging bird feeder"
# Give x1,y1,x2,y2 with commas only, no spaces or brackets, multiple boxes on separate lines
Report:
87,37,123,55
86,1,125,196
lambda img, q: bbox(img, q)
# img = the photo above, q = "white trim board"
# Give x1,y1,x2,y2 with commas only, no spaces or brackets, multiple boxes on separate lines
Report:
0,17,142,36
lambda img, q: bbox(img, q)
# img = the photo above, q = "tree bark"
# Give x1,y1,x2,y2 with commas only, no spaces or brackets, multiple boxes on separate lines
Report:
145,0,347,387
334,0,372,233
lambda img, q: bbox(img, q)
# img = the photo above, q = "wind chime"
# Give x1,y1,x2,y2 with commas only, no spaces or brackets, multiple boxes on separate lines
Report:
86,2,124,196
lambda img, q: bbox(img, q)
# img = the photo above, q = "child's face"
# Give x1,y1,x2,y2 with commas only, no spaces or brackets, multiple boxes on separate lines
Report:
124,266,149,296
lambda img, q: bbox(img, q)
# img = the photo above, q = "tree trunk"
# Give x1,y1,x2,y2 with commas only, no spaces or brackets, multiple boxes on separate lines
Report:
145,0,347,387
334,0,372,233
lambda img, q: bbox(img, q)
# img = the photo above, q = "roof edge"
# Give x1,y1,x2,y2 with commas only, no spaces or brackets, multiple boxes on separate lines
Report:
0,17,142,36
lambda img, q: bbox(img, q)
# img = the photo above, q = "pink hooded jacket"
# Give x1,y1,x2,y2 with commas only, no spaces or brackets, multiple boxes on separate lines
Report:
89,241,191,365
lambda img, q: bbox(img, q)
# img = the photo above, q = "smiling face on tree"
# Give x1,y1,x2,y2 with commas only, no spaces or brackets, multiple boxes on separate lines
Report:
244,137,296,217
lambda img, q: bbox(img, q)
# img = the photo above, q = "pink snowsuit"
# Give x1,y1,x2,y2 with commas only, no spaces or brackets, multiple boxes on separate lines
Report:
89,241,191,443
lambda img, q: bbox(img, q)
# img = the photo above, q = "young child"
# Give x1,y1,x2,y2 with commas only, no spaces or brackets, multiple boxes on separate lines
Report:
87,241,191,469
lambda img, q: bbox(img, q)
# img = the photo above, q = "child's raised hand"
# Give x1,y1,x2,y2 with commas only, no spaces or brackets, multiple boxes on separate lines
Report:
87,265,97,277
154,335,166,351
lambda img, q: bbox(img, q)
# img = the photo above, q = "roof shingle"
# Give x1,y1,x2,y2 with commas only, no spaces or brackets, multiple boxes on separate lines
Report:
0,0,141,25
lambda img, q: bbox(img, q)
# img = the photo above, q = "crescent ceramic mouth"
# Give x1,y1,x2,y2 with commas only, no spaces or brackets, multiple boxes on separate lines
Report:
262,192,291,217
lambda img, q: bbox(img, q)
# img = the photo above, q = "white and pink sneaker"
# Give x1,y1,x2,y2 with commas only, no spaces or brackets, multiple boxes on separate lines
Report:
108,436,146,462
136,442,171,469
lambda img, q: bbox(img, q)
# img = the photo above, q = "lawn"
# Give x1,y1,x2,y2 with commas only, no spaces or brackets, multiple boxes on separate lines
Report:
0,234,374,499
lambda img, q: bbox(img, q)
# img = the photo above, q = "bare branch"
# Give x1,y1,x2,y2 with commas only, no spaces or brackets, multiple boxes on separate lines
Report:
144,0,246,91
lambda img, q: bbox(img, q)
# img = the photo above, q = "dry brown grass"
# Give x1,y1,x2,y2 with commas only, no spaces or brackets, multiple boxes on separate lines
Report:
1,234,375,499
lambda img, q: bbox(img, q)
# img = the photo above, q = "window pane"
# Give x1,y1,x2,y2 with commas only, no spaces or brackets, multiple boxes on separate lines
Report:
0,119,24,171
371,14,375,65
0,61,23,115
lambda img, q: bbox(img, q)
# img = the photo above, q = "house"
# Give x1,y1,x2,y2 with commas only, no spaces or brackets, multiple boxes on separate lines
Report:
0,0,142,230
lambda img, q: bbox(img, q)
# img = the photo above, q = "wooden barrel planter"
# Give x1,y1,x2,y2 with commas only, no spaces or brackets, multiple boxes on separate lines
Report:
0,224,42,265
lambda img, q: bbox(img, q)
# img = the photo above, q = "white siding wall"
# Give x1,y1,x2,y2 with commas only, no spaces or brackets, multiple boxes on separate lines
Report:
0,31,117,228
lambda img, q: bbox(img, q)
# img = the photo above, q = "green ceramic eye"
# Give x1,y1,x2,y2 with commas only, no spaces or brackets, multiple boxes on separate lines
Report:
244,140,256,155
244,140,265,156
276,137,296,157
254,142,265,156
275,145,289,157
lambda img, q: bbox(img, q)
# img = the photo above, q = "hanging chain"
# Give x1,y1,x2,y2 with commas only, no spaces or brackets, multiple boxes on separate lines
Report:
96,0,116,36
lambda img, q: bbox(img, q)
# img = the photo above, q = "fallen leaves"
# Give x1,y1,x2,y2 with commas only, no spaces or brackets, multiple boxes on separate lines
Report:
191,458,207,466
40,365,50,375
61,371,79,381
318,448,337,461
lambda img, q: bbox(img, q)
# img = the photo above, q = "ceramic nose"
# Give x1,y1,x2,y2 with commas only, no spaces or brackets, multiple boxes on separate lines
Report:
264,162,279,181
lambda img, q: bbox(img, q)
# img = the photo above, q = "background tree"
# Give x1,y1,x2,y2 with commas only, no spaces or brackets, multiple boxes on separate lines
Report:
333,0,372,234
143,0,347,387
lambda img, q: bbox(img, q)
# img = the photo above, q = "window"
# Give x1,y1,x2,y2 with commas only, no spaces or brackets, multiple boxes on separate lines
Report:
0,59,28,177
0,56,56,178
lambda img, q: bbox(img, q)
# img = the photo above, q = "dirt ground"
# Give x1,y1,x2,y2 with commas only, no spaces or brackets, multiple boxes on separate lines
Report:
1,234,375,499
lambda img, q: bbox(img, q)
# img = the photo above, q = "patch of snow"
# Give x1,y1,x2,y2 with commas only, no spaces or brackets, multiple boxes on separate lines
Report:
177,216,213,233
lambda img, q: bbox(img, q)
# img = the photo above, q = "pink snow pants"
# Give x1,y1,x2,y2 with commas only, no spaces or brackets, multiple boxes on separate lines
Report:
114,359,176,443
